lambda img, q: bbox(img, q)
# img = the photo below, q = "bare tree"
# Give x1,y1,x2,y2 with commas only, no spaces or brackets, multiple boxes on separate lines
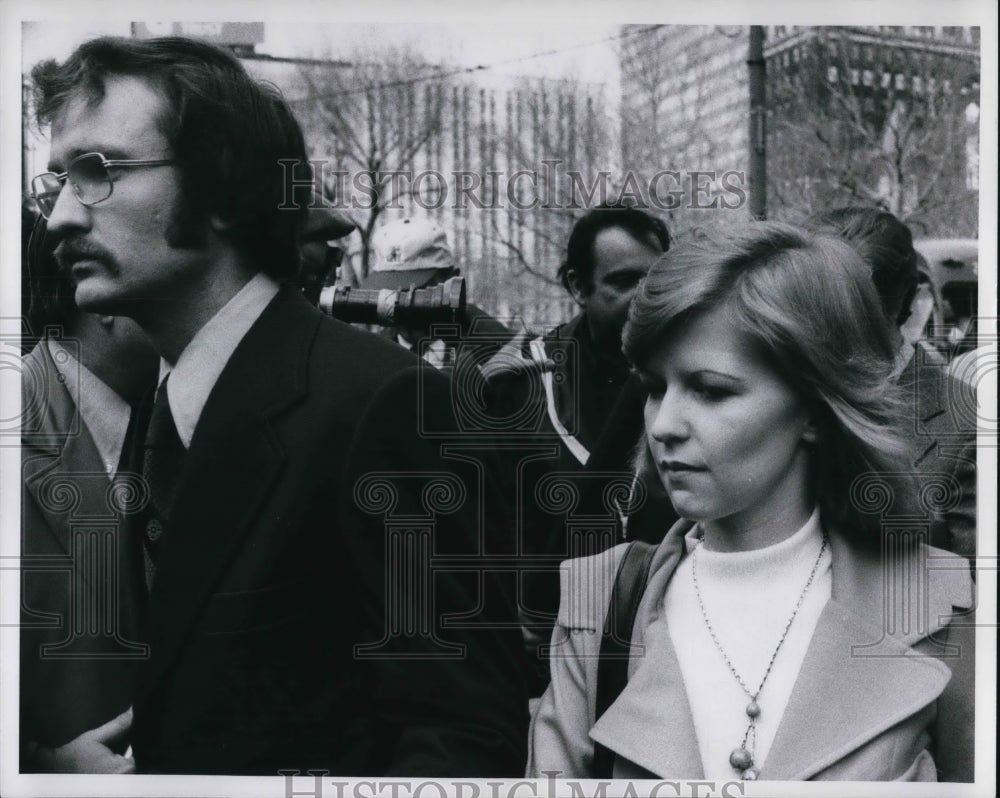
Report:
767,28,980,236
617,25,755,235
484,75,617,328
294,47,452,279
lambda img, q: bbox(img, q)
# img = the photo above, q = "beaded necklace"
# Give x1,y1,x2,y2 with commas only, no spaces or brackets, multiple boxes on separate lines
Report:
690,532,829,780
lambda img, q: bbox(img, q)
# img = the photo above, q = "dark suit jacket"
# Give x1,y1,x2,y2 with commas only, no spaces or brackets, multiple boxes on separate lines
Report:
20,341,147,770
896,348,977,560
128,289,527,775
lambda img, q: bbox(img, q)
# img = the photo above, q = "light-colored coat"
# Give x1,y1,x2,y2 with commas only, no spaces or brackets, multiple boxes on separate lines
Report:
20,340,146,767
528,518,975,781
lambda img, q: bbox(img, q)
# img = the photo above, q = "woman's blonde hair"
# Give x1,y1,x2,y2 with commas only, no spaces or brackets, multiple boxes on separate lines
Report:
622,221,915,540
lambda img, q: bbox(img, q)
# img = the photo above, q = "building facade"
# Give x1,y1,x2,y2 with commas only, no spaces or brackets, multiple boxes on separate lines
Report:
618,25,981,238
244,51,614,329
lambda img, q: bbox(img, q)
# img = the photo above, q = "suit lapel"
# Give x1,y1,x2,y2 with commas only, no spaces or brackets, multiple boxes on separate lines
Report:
897,354,945,466
136,292,320,701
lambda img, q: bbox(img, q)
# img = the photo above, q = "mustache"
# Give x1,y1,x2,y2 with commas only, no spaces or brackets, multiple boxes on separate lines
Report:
55,238,116,270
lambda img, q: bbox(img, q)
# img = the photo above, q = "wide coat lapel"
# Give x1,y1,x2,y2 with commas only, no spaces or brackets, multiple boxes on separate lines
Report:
589,521,704,778
587,520,972,780
762,530,971,779
135,291,319,702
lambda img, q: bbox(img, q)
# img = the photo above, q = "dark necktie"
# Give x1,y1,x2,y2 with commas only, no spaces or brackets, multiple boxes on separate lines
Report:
141,376,186,589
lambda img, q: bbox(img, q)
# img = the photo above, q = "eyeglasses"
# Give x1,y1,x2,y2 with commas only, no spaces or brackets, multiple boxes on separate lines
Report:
30,152,174,219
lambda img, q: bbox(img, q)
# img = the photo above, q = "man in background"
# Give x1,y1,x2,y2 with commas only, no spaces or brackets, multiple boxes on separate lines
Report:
809,207,977,562
297,194,355,306
483,201,671,694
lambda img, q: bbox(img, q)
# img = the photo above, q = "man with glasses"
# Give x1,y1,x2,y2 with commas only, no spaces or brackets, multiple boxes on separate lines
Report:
27,35,526,775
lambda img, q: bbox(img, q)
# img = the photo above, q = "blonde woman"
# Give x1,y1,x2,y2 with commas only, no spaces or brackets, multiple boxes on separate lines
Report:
528,223,974,782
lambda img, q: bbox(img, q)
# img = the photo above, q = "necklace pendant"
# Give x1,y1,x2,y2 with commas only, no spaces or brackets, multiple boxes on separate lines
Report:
746,700,761,718
729,748,753,771
741,766,760,780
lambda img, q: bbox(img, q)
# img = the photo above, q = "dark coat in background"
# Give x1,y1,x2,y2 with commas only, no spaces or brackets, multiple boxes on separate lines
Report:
483,314,674,695
897,347,977,561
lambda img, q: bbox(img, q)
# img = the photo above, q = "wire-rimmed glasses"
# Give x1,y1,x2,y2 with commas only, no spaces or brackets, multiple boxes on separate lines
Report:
31,152,174,219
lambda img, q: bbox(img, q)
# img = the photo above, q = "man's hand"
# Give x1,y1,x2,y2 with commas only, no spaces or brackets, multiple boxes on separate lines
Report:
32,708,135,773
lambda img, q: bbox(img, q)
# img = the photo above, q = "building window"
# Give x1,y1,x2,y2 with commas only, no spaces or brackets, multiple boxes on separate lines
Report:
828,65,839,82
895,73,906,90
862,69,874,86
851,68,861,85
912,75,923,93
881,72,892,89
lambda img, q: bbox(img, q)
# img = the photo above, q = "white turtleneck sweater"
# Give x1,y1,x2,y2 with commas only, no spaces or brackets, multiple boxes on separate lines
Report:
663,509,832,778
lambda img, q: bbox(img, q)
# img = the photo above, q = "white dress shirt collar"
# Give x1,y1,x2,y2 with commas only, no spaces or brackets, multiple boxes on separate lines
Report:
158,273,281,448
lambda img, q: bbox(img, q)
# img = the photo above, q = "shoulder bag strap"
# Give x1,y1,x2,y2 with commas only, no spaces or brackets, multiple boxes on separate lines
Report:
592,540,658,778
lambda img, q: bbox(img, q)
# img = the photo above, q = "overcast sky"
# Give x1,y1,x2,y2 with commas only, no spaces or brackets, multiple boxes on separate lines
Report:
22,19,622,87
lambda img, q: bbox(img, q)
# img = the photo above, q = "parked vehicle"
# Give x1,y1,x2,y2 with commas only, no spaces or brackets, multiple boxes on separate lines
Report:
913,238,978,355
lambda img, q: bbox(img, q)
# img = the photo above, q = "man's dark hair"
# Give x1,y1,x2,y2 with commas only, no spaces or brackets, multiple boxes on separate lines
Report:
557,201,671,294
31,36,310,279
806,206,919,326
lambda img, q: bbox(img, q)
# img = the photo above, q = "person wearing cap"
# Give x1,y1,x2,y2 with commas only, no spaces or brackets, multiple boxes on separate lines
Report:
361,217,509,370
297,197,355,306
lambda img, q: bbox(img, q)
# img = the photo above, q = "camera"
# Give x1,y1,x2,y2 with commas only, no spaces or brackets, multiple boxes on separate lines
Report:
318,275,466,328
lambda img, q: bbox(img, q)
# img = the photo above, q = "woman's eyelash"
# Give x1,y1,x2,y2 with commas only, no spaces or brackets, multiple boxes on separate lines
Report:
692,382,734,399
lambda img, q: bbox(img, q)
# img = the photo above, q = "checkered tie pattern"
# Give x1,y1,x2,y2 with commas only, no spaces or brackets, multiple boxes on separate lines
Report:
141,376,186,589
